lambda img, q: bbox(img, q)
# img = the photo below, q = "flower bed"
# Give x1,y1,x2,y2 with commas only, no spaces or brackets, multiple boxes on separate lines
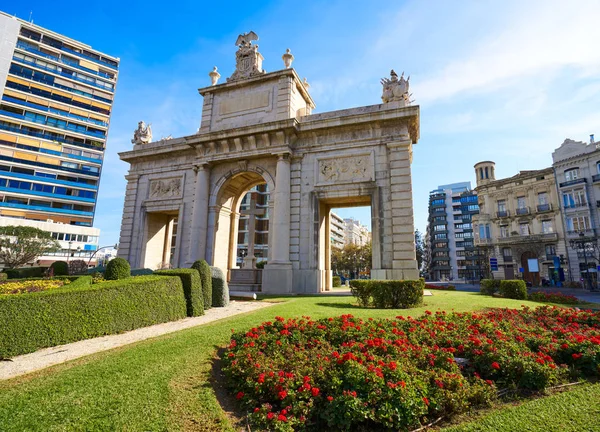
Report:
528,291,580,305
223,307,600,431
0,278,70,295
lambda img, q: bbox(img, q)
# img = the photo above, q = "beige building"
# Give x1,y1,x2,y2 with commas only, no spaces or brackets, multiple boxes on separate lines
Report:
473,161,566,285
330,212,345,249
343,218,370,246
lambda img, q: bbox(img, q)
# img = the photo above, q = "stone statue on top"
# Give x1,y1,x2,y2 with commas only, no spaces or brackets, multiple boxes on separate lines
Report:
132,121,152,145
381,70,411,106
228,31,266,82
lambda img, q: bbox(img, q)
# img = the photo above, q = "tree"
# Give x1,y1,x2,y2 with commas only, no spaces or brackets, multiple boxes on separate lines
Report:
0,226,59,269
415,230,424,271
331,242,372,278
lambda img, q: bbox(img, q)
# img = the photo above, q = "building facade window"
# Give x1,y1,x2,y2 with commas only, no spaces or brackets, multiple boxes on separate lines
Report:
497,200,506,212
500,225,509,238
502,247,512,258
538,192,548,205
545,245,556,258
566,216,590,232
517,196,527,209
519,223,530,236
564,168,579,181
542,220,554,234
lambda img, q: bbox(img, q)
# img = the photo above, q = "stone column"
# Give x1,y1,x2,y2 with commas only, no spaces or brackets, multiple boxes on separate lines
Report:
270,153,291,264
188,163,211,263
263,152,293,293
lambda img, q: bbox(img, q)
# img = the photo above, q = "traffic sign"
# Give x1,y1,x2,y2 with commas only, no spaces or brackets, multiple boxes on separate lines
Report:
490,257,498,271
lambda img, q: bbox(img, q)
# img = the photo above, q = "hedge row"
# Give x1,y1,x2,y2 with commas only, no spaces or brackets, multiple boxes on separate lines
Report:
332,276,342,287
0,275,187,357
211,266,229,307
191,260,212,310
154,269,204,316
349,279,424,308
480,279,527,299
4,267,46,279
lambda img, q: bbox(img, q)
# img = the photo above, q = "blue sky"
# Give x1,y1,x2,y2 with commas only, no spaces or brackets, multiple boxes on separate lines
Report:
5,0,600,245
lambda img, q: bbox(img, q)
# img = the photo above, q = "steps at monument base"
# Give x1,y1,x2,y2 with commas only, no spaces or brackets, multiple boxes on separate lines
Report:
229,283,262,292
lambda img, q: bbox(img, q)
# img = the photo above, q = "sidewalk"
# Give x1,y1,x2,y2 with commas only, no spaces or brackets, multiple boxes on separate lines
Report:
0,300,276,381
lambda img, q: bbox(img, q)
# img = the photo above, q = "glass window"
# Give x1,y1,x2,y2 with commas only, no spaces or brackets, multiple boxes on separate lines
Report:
538,192,548,205
542,220,554,234
519,223,530,235
54,187,67,195
517,196,526,209
503,247,512,257
564,168,579,181
546,245,556,256
497,200,506,212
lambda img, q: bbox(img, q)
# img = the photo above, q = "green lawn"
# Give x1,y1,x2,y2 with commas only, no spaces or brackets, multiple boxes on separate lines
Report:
0,292,598,431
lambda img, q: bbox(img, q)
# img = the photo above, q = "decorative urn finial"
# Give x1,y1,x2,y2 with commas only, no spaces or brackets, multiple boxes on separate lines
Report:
209,66,221,86
282,48,294,69
302,77,310,88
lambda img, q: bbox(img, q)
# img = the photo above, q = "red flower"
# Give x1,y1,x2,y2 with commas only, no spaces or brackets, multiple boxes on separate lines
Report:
311,387,320,397
267,412,275,420
572,353,583,360
278,390,288,400
236,391,244,400
278,414,288,422
327,396,334,402
423,397,430,406
491,362,500,370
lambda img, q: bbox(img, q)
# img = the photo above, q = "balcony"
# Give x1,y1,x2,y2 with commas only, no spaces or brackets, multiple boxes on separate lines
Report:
566,229,595,238
432,256,450,262
496,210,510,218
563,202,588,210
497,232,559,244
593,174,600,183
515,207,530,216
474,237,493,246
545,254,558,262
559,178,586,188
536,203,552,213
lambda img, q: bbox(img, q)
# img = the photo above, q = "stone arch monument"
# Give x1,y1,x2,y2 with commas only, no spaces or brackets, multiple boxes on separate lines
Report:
118,33,420,294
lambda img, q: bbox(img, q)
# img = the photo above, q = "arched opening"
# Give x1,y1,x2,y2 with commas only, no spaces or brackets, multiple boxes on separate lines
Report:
210,170,273,290
479,168,484,180
485,167,489,179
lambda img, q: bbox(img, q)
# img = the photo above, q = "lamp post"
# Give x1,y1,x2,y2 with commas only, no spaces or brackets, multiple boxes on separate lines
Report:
67,241,73,264
87,244,118,267
571,232,594,291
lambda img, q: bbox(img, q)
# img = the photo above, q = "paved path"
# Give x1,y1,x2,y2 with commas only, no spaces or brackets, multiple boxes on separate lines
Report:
0,300,276,382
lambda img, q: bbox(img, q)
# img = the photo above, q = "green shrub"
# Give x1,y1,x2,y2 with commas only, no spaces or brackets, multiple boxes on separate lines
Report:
130,268,154,276
5,267,46,279
332,276,342,287
0,272,7,281
211,266,229,307
105,257,131,280
499,279,528,300
0,275,186,358
350,279,424,308
480,279,501,295
51,261,69,276
154,269,204,316
255,261,267,269
191,260,212,309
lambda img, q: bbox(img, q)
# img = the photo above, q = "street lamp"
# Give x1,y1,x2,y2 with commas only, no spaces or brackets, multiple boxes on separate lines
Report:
67,241,73,263
570,232,594,291
87,244,118,267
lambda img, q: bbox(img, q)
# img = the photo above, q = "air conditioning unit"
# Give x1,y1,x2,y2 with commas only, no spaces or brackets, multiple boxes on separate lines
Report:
46,219,54,223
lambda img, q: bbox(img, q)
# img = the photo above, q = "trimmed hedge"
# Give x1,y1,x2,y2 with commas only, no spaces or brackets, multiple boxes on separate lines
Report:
0,275,187,358
480,279,501,295
332,276,342,287
105,257,131,280
350,279,424,309
191,260,212,310
131,268,154,276
154,269,204,316
51,261,69,276
4,267,46,279
211,266,229,307
500,279,528,300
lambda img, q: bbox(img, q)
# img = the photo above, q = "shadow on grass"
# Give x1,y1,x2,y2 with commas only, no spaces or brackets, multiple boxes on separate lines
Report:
314,302,364,309
210,347,248,430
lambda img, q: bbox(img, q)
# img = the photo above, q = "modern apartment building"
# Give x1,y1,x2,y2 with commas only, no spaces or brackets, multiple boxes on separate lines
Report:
552,136,600,286
0,12,119,264
343,218,370,247
473,161,565,285
426,182,480,281
236,184,270,266
330,211,345,249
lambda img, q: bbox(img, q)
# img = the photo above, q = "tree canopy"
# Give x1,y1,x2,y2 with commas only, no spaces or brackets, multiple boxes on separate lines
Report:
331,242,372,278
0,226,60,269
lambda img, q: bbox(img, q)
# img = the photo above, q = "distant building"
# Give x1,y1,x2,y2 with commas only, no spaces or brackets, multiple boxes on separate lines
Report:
473,161,565,285
236,184,270,266
426,182,480,281
552,136,600,285
343,218,370,246
0,12,119,266
330,211,345,249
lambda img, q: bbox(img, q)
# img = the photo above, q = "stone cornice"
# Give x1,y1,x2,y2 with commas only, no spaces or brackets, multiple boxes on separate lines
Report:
119,104,419,164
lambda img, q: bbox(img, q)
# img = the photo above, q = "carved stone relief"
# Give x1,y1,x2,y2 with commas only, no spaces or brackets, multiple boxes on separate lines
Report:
149,177,182,199
317,154,373,184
